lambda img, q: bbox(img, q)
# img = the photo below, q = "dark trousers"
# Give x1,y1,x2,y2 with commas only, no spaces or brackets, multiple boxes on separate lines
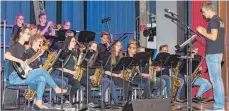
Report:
111,77,132,101
63,73,80,103
80,75,93,103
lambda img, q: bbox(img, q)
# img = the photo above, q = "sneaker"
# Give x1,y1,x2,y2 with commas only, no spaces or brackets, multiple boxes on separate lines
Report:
205,107,225,111
88,102,95,108
64,100,72,108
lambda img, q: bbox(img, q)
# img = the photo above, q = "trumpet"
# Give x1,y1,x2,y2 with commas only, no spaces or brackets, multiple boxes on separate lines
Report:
48,21,61,30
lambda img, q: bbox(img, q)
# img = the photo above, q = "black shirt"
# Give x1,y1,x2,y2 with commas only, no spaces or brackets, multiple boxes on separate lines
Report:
206,15,225,54
98,43,107,53
64,53,77,71
8,42,25,74
23,48,42,69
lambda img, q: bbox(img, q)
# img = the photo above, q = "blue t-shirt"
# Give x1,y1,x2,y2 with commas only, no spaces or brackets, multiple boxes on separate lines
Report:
206,15,225,54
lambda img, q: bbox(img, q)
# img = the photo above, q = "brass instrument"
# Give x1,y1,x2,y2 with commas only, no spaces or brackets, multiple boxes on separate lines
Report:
122,68,133,80
191,57,204,84
24,40,56,100
73,48,85,81
171,63,182,98
149,58,156,82
91,68,104,86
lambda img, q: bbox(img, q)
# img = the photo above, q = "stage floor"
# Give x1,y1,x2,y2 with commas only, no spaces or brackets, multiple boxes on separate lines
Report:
2,100,229,111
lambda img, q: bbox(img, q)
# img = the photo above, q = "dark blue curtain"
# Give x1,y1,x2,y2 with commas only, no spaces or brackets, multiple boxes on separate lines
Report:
45,1,57,23
62,1,84,31
1,1,30,62
87,1,135,50
1,1,30,45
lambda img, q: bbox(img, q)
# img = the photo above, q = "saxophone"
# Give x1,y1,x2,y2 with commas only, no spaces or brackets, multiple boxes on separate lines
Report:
73,50,85,81
91,68,104,86
149,58,156,82
191,57,203,84
24,41,56,101
171,63,182,98
122,68,133,80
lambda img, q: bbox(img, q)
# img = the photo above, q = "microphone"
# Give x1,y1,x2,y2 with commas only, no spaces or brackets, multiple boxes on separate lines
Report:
164,9,178,16
101,17,111,23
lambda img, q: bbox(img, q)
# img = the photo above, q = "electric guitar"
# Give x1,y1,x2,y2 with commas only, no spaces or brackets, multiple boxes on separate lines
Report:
12,46,48,79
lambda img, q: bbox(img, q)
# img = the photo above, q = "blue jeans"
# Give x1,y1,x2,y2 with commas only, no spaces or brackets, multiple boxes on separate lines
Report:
9,68,58,100
159,75,171,97
152,77,166,97
102,77,119,105
206,53,224,108
49,73,70,99
193,77,211,97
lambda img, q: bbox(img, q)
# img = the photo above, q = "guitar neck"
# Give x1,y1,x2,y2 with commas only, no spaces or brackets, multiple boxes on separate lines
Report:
26,50,41,65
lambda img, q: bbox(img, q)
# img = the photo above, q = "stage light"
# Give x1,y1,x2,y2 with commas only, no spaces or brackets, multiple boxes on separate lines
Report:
143,27,156,42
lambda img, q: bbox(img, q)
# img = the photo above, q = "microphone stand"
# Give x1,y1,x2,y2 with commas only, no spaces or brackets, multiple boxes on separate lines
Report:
102,16,128,107
166,14,202,111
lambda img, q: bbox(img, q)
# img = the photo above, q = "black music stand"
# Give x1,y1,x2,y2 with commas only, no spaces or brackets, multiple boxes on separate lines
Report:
112,57,134,102
55,29,77,41
78,31,95,43
80,49,96,110
49,49,66,110
176,55,201,111
133,52,152,99
163,54,181,100
153,52,170,99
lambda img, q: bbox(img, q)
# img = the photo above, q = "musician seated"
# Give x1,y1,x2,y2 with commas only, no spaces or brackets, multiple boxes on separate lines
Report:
158,44,185,102
55,36,81,104
98,31,110,53
62,20,71,30
25,35,70,105
180,47,212,103
5,27,67,110
103,40,133,102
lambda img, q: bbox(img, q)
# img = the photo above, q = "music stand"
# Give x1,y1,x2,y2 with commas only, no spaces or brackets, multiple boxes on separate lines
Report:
133,52,152,99
153,52,170,98
55,29,77,41
78,31,95,43
112,57,134,102
163,54,181,100
49,49,65,110
175,56,202,111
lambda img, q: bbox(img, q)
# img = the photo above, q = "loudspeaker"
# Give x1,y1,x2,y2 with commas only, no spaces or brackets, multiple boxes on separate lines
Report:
2,88,19,110
123,99,172,111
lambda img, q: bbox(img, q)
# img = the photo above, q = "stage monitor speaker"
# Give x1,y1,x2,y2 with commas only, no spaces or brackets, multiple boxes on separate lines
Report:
125,99,172,111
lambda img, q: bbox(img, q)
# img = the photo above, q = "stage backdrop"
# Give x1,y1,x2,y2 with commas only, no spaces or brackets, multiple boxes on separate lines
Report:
87,1,136,50
191,1,213,98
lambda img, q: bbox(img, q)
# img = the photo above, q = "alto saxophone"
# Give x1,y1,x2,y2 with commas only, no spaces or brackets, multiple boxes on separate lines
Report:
171,63,182,98
74,50,85,81
122,68,133,80
91,68,104,86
